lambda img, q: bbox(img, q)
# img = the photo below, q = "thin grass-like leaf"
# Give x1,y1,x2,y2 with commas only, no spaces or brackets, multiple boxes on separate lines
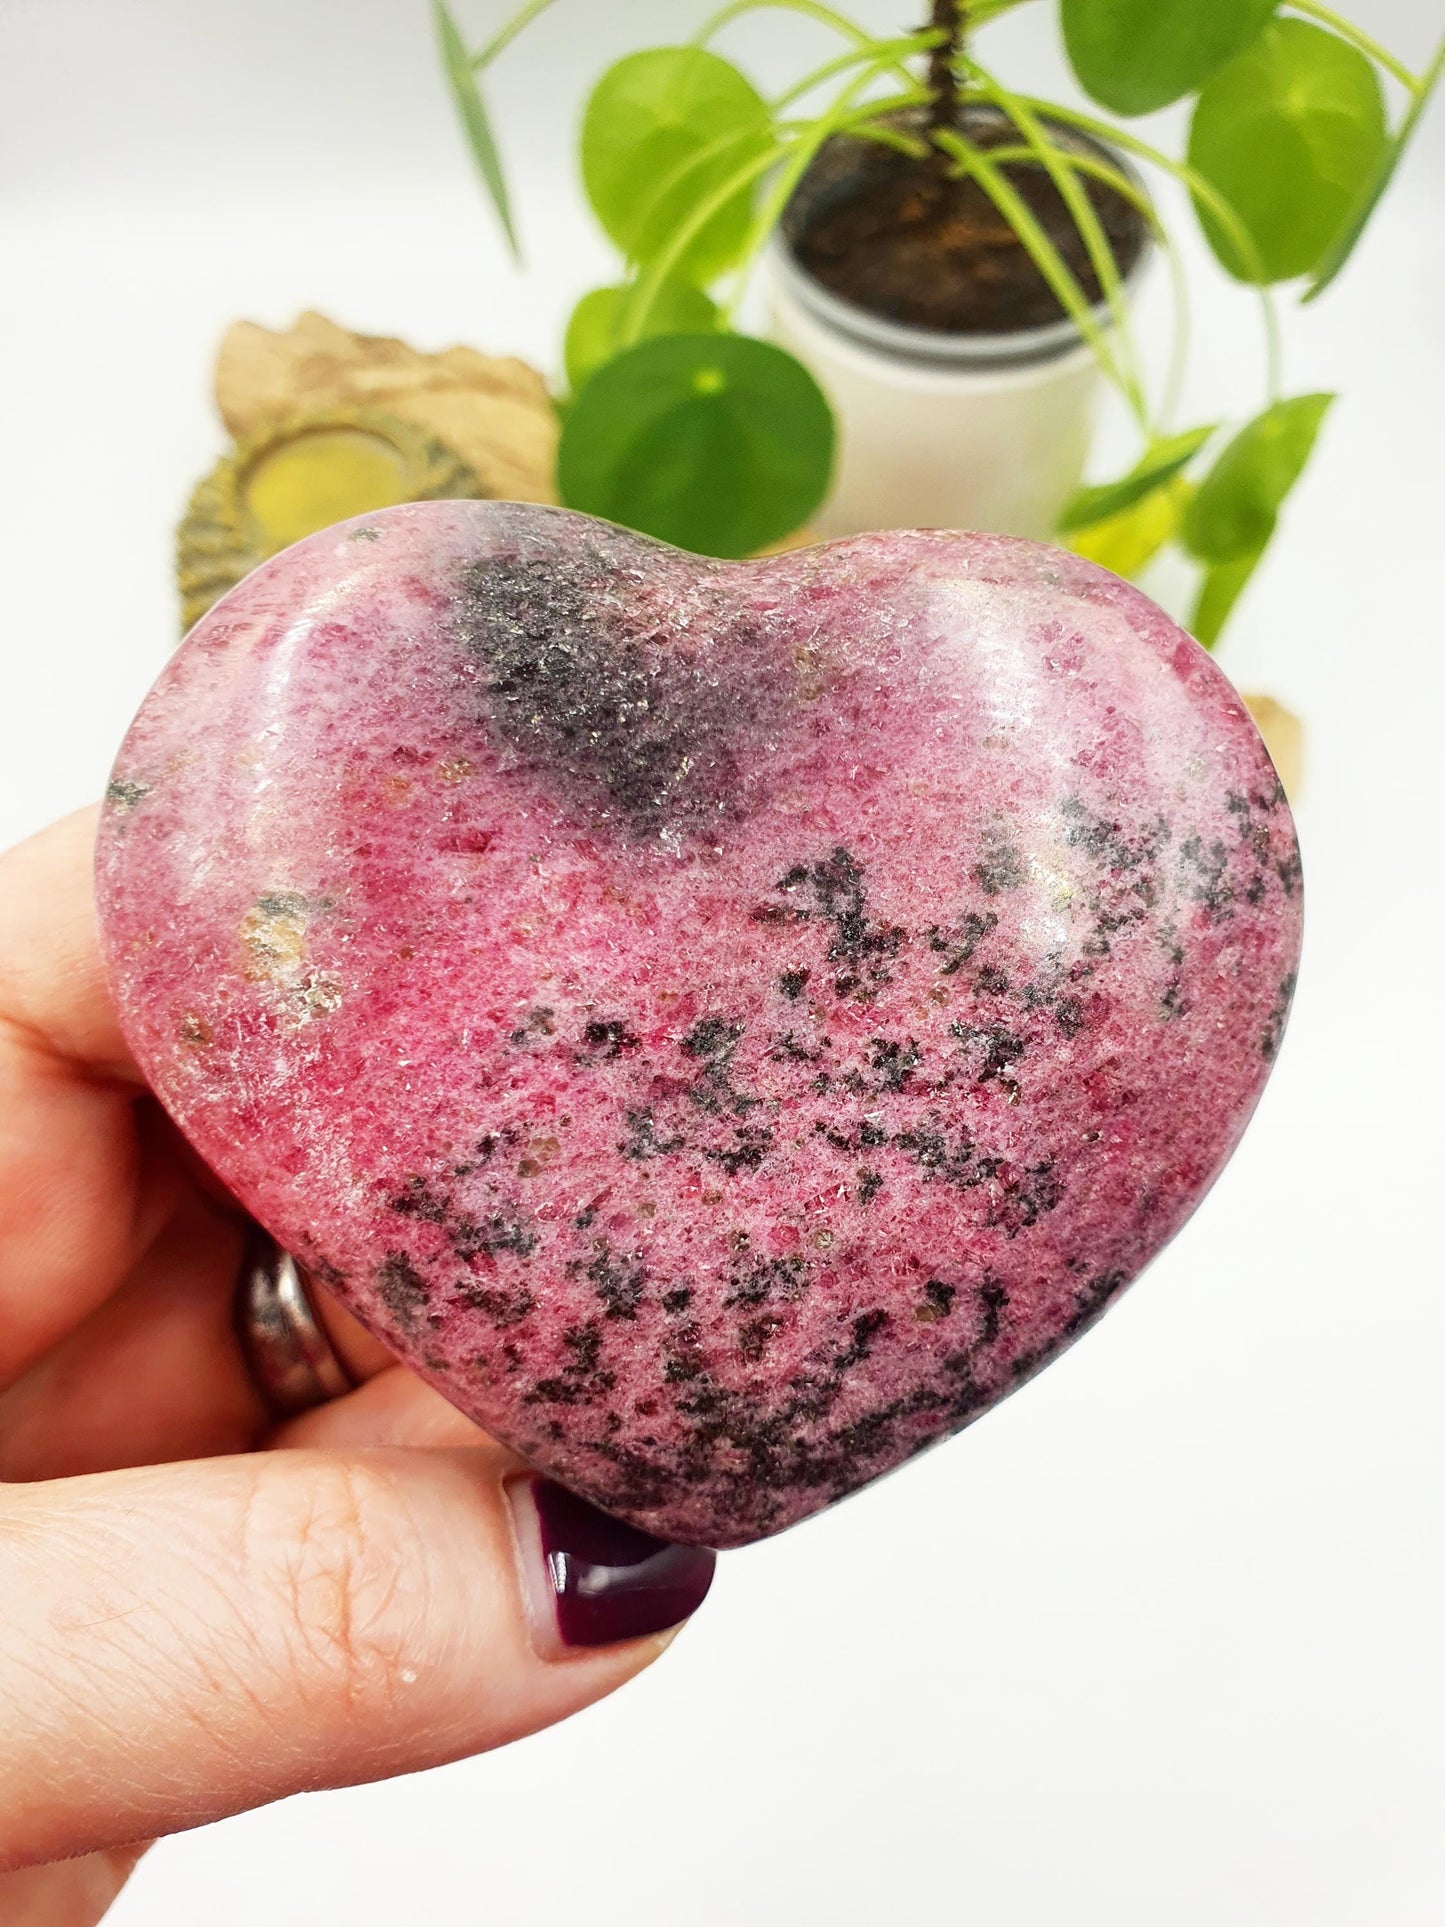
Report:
434,0,519,262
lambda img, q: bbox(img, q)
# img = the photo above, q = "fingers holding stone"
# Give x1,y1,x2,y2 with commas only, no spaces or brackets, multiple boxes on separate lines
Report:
0,1446,713,1868
0,1843,151,1926
0,1194,258,1479
0,1211,408,1481
0,1025,161,1390
0,810,173,1387
0,812,717,1877
0,809,136,1079
269,1361,493,1451
306,1277,400,1386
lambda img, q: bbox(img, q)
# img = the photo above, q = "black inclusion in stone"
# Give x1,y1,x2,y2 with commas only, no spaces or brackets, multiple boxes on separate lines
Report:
528,1477,716,1646
455,543,770,834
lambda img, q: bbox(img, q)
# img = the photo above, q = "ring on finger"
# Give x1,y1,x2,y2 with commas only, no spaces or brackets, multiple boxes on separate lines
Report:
234,1231,353,1417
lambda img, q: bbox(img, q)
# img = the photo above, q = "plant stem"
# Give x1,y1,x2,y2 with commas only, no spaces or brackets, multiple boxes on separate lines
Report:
770,33,942,112
1286,2,1419,88
617,121,775,303
935,129,1130,399
697,0,868,42
836,118,934,157
730,76,931,324
963,59,1147,426
777,91,933,148
967,0,1038,22
1000,92,1284,404
695,0,925,91
471,0,557,69
1156,219,1192,432
980,145,1156,227
927,1,963,145
620,143,788,345
978,139,1190,430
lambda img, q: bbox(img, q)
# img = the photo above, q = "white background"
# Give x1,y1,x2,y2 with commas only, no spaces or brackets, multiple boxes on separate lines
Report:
3,2,1443,1921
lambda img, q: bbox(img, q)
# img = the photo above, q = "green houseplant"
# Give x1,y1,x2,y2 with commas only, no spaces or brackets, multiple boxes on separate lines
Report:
435,0,1441,647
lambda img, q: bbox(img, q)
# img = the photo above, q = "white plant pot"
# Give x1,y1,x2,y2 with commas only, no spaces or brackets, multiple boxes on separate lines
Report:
765,115,1147,541
768,255,1107,540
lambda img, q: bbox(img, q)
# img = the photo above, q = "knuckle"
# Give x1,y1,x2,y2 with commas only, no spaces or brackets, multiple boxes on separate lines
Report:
238,1457,431,1716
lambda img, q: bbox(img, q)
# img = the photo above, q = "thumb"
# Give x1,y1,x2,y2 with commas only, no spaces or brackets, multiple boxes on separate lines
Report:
0,1444,714,1869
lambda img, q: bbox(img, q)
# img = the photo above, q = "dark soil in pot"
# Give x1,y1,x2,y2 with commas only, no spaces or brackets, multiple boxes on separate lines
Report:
783,103,1147,337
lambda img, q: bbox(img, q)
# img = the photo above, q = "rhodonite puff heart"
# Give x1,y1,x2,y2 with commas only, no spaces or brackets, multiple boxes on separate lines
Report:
97,501,1302,1546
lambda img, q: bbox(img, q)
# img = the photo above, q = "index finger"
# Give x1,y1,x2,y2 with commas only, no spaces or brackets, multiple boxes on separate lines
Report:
0,809,167,1383
0,807,136,1080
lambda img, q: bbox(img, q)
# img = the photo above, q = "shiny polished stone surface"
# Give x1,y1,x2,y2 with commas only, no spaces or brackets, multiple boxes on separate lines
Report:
96,501,1302,1545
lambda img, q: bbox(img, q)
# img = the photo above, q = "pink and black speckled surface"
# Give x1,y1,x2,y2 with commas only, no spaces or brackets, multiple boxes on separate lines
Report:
96,501,1302,1546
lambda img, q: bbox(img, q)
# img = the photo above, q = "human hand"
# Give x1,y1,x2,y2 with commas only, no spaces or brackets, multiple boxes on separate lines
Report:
0,810,715,1921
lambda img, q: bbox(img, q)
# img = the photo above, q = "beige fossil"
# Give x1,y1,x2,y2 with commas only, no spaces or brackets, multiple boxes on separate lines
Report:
215,310,558,506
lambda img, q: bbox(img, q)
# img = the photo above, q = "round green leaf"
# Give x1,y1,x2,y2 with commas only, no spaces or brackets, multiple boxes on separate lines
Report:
1181,393,1334,563
557,333,834,557
564,281,719,393
580,48,771,284
1188,19,1387,282
1305,35,1445,301
1062,0,1278,116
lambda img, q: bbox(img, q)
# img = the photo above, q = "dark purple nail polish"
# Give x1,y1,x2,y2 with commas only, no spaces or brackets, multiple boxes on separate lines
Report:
509,1476,715,1652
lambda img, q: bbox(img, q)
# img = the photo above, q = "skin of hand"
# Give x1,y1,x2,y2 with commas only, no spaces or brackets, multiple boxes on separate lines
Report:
0,809,715,1922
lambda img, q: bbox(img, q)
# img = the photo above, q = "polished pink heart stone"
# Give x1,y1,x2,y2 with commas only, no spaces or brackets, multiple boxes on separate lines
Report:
96,501,1301,1546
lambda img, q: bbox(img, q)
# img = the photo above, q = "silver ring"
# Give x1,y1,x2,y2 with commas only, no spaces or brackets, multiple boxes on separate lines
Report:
235,1231,353,1416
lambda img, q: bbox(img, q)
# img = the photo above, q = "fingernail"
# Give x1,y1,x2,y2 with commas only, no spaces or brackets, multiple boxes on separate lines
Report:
506,1475,716,1656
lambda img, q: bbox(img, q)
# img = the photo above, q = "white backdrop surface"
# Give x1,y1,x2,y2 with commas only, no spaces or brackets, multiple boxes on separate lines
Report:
2,3,1443,1922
